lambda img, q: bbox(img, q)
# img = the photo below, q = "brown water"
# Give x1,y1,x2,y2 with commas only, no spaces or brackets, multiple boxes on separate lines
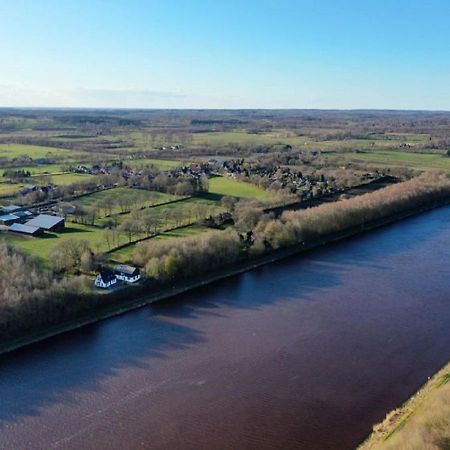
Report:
1,207,450,450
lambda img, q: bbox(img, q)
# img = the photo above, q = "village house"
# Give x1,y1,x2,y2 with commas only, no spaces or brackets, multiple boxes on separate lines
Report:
95,269,117,289
114,264,141,283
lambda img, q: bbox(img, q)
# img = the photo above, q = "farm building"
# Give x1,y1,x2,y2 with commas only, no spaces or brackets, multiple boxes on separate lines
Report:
13,210,33,221
95,269,117,289
114,265,141,283
26,214,65,232
9,223,43,237
19,184,37,195
0,214,20,226
1,205,21,214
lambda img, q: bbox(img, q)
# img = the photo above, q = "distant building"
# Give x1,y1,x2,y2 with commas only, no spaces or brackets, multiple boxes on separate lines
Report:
0,214,20,226
114,265,141,283
26,214,65,232
19,184,37,195
9,223,43,237
95,269,117,289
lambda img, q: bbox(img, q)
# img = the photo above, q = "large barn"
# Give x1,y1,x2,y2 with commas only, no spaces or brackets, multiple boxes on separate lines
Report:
9,223,43,237
25,214,65,232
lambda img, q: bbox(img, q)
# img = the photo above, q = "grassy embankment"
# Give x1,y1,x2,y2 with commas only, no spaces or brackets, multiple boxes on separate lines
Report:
359,361,450,449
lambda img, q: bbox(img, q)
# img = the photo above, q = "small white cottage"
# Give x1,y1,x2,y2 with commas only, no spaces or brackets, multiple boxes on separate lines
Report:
114,264,141,283
95,269,117,289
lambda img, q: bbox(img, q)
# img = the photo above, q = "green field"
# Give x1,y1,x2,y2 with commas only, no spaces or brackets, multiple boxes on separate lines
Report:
3,223,126,264
0,143,85,159
109,225,208,263
33,173,96,186
192,130,429,151
336,150,450,171
208,176,272,199
0,183,22,197
126,158,181,169
71,187,177,216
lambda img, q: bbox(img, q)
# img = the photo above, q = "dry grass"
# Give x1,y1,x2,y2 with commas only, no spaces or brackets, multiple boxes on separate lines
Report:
359,363,450,450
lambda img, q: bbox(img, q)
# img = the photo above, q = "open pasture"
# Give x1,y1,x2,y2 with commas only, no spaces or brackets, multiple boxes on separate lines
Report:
208,176,273,199
334,150,450,172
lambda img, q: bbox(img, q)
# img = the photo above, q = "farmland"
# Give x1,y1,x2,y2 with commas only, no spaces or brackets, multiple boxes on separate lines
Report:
208,176,274,199
331,150,450,172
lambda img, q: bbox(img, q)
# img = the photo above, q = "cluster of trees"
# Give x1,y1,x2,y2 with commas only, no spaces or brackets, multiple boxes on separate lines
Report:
133,229,241,282
250,172,450,253
3,169,32,181
0,241,89,339
131,173,450,285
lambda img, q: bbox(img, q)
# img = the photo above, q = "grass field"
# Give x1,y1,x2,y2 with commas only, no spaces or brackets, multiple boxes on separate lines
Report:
335,150,450,171
96,195,223,228
71,187,177,216
3,223,125,264
191,130,428,151
109,225,208,263
208,176,273,199
2,163,69,176
0,143,86,159
33,173,96,186
0,183,22,197
126,158,181,169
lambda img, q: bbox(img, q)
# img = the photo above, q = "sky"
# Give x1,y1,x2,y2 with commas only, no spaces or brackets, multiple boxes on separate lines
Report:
0,0,449,110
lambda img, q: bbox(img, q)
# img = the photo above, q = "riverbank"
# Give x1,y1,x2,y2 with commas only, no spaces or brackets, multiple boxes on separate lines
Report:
1,197,450,358
358,360,450,449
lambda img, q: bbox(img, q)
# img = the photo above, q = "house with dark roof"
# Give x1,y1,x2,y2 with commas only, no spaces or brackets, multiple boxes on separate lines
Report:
95,269,117,289
25,214,65,232
0,214,20,226
114,264,141,283
9,223,43,237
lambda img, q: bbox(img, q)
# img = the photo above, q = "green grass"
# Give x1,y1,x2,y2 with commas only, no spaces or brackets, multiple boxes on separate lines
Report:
126,158,181,169
208,176,273,199
0,143,83,159
4,164,69,175
191,130,429,151
108,225,208,263
0,183,22,197
32,173,96,186
96,195,223,228
3,223,124,264
71,187,176,215
336,150,450,171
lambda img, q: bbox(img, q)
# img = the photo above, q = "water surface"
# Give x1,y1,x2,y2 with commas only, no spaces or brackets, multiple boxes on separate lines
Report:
1,207,450,449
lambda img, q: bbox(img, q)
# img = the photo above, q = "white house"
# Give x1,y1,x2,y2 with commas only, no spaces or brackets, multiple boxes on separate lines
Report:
114,264,141,283
95,269,117,289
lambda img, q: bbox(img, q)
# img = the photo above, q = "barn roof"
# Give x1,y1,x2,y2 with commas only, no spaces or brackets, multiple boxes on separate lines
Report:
26,214,64,229
9,223,41,235
2,205,21,213
114,264,140,276
0,214,19,222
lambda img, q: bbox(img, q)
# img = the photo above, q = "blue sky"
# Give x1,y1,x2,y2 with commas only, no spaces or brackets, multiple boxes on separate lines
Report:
0,0,449,109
